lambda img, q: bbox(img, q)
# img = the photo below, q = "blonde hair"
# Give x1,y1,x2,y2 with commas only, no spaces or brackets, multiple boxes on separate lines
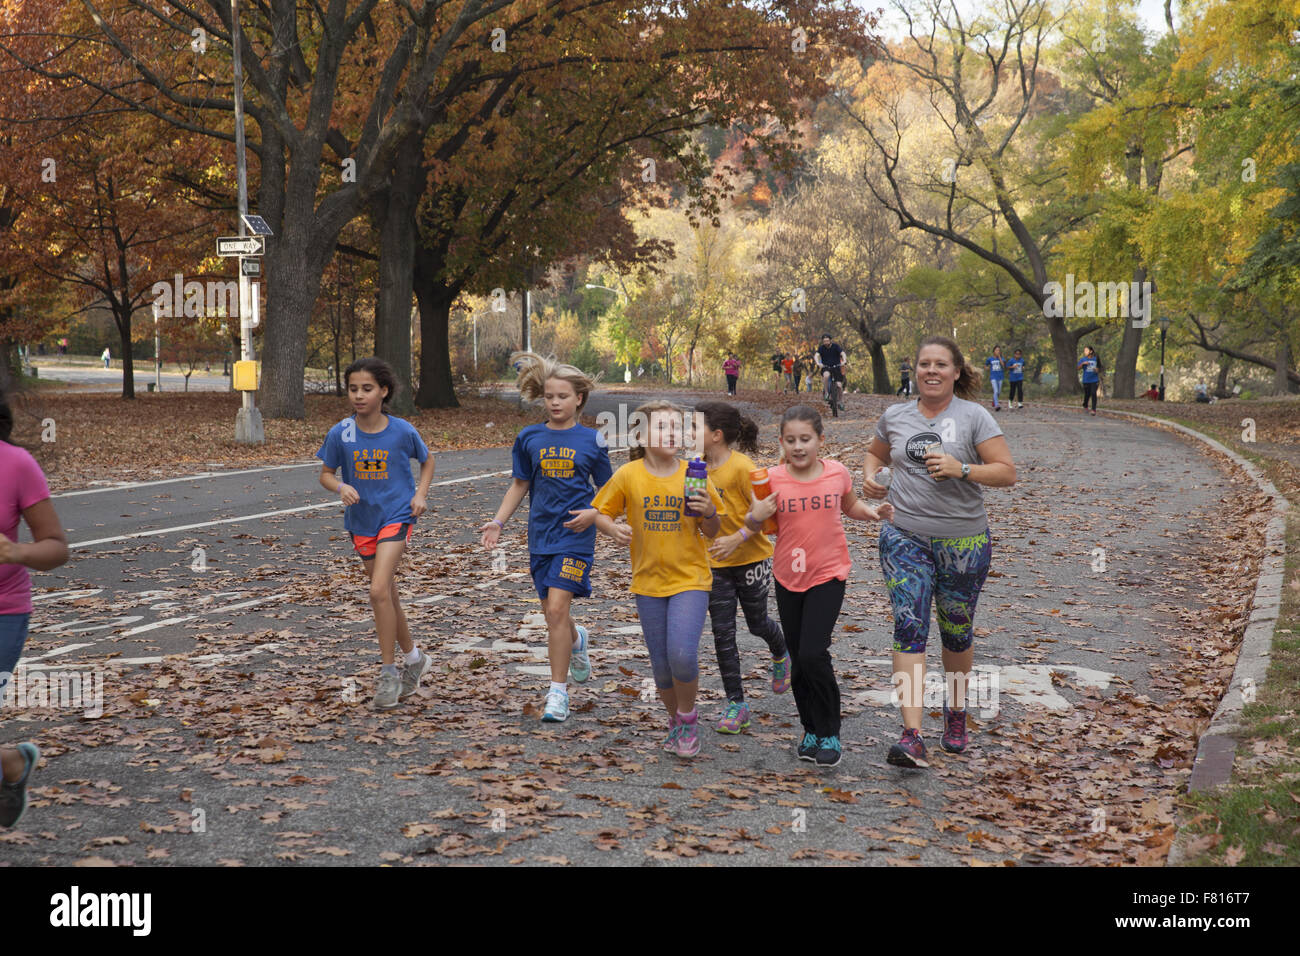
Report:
510,351,596,411
628,399,684,461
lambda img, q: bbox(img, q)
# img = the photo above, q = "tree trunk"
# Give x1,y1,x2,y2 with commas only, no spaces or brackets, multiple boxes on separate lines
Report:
260,250,325,419
1276,335,1292,396
868,339,891,394
1112,265,1148,399
116,310,135,400
371,135,423,416
1215,355,1232,399
413,270,461,409
1046,315,1078,396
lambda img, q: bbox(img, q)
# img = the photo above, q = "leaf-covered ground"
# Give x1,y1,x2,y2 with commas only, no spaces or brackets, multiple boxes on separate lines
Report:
0,391,1280,865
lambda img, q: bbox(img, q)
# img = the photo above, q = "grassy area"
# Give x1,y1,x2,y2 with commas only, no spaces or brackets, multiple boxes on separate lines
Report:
1086,398,1300,865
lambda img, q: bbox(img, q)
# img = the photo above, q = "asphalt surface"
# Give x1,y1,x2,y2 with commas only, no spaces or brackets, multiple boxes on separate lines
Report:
0,389,1240,865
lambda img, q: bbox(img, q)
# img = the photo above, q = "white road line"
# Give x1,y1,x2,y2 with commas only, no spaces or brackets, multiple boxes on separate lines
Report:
18,643,286,671
68,469,515,548
21,594,289,662
55,462,322,498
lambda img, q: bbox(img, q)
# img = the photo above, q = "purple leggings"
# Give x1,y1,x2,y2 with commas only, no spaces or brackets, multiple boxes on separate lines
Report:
635,590,709,689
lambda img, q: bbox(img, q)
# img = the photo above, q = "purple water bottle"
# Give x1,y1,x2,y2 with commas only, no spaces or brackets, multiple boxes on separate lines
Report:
683,457,708,516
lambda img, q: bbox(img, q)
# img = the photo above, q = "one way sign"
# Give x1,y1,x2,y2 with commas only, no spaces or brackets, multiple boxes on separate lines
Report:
217,235,265,257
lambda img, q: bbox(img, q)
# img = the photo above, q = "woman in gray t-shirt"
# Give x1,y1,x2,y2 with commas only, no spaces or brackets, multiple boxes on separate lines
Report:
861,335,1016,768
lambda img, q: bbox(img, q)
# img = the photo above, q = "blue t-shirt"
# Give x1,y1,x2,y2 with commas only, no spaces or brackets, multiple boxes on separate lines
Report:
316,415,430,536
1007,358,1024,381
1078,356,1100,384
512,423,613,557
984,356,1005,379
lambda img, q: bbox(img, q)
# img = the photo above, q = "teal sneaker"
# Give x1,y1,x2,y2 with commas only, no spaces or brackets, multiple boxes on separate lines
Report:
716,700,751,734
541,689,569,723
0,742,40,828
569,625,592,683
797,732,819,761
815,735,842,767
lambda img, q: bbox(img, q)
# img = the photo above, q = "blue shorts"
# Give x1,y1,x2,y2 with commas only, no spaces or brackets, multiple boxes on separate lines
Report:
530,553,593,601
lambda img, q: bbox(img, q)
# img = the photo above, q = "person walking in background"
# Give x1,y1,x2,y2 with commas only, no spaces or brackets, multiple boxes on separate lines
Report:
1007,349,1025,408
897,358,912,397
792,354,804,393
862,335,1016,768
1078,345,1101,416
723,354,740,397
984,346,1005,411
0,387,71,828
781,354,795,393
101,347,110,369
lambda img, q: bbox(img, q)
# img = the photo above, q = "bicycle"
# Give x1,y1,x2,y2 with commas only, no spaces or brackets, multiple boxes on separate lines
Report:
822,368,845,417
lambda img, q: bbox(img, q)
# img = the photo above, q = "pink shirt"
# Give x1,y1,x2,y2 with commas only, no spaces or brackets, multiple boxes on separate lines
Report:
769,459,852,591
1,441,51,615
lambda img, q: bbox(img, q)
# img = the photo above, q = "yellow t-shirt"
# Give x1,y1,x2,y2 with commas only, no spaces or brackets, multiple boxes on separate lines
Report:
707,450,774,568
592,458,725,597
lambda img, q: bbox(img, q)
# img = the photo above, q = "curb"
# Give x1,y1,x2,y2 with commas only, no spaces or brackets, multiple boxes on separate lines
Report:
1097,409,1290,866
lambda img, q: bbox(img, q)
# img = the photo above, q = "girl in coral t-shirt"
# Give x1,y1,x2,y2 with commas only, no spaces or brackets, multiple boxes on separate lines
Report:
745,405,892,768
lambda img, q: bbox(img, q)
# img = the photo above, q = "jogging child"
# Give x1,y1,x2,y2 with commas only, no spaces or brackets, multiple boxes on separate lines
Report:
480,352,612,723
1079,345,1101,415
693,400,790,734
984,346,1005,411
317,358,435,711
592,400,724,758
1007,349,1025,408
745,405,893,767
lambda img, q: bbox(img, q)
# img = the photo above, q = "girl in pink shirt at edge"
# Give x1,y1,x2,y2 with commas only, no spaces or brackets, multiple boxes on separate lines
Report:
745,405,893,768
0,388,71,828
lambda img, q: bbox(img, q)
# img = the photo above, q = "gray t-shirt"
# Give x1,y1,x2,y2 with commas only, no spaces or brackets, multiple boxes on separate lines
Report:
873,396,1003,537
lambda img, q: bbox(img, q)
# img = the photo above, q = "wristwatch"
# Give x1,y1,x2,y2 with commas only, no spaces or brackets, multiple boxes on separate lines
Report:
960,463,971,481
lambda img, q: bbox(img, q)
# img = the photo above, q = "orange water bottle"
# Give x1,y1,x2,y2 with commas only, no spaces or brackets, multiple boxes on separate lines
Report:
749,468,779,534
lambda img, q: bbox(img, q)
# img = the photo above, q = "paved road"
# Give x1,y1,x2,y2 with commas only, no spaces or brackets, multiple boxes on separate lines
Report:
30,362,233,392
0,391,1240,865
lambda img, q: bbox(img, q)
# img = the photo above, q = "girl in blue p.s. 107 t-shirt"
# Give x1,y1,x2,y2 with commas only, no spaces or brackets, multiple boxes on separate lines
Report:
1078,345,1102,416
983,345,1005,411
480,352,613,725
317,358,436,712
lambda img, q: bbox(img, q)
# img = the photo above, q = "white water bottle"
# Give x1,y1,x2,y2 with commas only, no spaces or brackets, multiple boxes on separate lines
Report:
875,466,892,489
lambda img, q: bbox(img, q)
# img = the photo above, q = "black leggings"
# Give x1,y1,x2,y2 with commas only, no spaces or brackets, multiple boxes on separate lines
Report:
774,578,845,738
708,560,787,703
1082,381,1098,411
725,374,737,395
1008,380,1023,404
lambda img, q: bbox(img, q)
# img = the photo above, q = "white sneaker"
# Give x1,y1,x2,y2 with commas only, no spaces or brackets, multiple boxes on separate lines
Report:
569,625,592,683
541,689,569,722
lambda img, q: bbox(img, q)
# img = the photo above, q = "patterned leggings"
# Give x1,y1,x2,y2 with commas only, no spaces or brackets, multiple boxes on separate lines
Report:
878,523,992,654
707,559,787,703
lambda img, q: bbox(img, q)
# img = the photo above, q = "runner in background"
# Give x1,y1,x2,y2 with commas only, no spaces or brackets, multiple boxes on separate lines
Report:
1007,349,1025,409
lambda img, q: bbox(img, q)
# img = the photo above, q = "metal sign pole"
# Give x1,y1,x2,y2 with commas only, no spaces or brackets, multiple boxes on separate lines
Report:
232,0,264,442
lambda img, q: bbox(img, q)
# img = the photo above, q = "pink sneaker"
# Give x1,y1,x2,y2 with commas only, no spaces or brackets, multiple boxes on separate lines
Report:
662,712,681,752
673,711,701,757
771,653,792,694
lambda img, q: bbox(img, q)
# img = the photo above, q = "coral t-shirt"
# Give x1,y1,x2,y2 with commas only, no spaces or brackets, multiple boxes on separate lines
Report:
0,441,52,615
768,459,853,592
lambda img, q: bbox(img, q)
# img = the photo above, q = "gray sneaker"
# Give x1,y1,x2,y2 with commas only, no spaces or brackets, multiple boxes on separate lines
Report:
569,625,592,683
372,669,401,711
399,650,431,699
0,742,40,828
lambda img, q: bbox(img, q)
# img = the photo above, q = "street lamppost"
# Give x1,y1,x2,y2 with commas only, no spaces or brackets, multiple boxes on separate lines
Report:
152,301,162,392
585,283,630,381
1159,314,1170,401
